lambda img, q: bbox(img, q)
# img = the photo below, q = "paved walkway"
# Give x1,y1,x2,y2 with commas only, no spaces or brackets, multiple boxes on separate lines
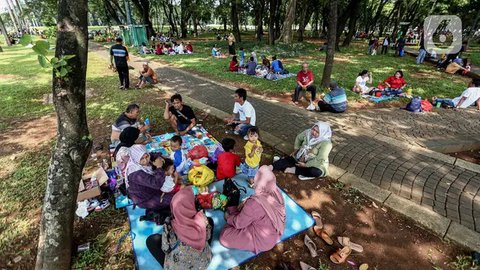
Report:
153,65,480,233
91,43,480,234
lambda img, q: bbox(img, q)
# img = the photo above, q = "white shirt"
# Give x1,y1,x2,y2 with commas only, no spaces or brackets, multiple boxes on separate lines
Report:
355,76,368,88
453,87,480,108
161,175,175,193
383,39,389,46
233,100,256,126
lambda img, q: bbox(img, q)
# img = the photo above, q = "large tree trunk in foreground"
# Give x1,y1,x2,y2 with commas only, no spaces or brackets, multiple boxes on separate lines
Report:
0,15,12,46
277,0,296,43
35,1,92,269
321,0,337,87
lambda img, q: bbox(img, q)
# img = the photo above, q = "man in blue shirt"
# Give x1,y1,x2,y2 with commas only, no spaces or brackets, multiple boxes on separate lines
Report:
110,37,130,89
318,81,347,113
271,56,284,73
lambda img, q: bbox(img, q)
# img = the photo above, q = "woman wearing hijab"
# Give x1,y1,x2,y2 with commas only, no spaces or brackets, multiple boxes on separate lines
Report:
272,121,332,181
219,165,286,254
146,187,213,269
114,127,140,177
126,145,174,210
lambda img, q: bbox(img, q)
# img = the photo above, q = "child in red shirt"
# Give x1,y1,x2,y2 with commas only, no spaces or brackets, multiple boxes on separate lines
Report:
216,137,241,180
383,70,407,96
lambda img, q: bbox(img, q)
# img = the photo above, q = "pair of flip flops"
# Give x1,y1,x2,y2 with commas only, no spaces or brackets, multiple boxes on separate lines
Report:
310,211,364,264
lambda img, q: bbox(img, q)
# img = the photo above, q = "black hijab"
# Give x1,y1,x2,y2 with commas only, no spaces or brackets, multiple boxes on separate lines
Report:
114,127,140,157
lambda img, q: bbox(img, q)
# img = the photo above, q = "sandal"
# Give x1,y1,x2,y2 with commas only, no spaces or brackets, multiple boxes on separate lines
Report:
337,236,364,253
311,211,323,229
330,246,352,264
299,261,316,270
304,235,318,258
313,226,333,245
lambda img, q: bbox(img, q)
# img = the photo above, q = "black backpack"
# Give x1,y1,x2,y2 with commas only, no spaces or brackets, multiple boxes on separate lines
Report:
223,178,246,207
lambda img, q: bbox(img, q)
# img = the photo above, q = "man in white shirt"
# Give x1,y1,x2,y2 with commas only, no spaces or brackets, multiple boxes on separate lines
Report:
433,79,480,110
224,88,256,139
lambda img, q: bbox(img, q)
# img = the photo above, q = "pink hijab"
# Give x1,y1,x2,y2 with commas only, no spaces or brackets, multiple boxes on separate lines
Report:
251,165,286,234
171,187,207,251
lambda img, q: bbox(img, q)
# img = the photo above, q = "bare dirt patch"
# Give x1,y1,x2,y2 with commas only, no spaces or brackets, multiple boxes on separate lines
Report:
0,114,57,157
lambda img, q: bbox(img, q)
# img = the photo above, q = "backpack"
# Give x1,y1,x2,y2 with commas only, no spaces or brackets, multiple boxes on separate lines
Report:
406,97,422,112
421,99,433,112
223,178,246,207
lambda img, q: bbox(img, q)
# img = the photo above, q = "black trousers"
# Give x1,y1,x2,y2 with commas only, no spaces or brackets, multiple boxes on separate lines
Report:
272,156,322,177
381,45,388,54
146,217,214,267
294,85,316,102
117,66,130,88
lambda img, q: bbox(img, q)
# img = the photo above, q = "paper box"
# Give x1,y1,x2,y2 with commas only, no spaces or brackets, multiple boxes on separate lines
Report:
77,168,108,202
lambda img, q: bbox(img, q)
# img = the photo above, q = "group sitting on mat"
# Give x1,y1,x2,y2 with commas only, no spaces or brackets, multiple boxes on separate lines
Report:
108,89,334,268
228,53,292,80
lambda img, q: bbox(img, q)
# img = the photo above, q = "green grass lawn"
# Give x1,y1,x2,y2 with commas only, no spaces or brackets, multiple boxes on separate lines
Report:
137,38,474,101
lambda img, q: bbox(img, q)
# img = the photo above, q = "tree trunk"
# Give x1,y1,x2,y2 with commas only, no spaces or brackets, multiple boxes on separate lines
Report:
342,13,358,47
231,0,241,42
274,0,282,38
6,0,19,32
277,0,296,43
131,0,155,38
321,0,337,87
110,0,127,23
7,0,22,29
254,0,264,42
103,0,123,25
35,0,91,269
466,11,480,49
180,0,192,38
296,0,314,42
390,0,402,39
0,15,12,46
335,0,361,51
368,0,388,34
162,0,178,37
268,0,278,45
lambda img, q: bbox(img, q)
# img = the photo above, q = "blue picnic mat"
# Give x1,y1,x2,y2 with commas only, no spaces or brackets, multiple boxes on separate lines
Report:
365,95,397,103
126,174,315,270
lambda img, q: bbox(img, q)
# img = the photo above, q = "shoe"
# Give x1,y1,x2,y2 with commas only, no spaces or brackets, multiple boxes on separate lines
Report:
119,85,124,89
273,156,280,162
330,246,352,264
243,135,248,140
95,200,110,212
299,261,316,270
284,167,296,174
299,175,315,181
304,235,318,258
233,130,240,135
87,199,100,211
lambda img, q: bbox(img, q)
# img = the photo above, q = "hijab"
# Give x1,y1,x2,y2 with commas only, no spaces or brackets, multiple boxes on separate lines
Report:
296,121,332,161
114,127,140,157
171,187,207,251
125,144,153,177
251,165,286,234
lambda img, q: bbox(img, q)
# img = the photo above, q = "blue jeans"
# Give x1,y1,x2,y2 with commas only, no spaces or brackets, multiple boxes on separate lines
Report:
417,49,426,64
384,88,403,96
434,98,455,107
236,123,253,136
177,122,196,135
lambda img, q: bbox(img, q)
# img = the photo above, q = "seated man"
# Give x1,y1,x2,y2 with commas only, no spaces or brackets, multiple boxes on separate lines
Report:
111,103,150,146
293,62,316,106
433,79,480,110
163,94,197,135
271,56,284,73
224,88,256,139
317,81,347,113
135,62,158,89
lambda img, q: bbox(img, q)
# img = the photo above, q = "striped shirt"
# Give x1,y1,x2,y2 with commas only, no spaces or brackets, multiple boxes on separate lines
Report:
110,44,129,68
324,87,347,112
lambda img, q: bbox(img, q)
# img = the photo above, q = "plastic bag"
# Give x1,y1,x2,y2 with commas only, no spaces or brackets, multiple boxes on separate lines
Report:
188,165,214,187
421,99,433,112
187,145,209,160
